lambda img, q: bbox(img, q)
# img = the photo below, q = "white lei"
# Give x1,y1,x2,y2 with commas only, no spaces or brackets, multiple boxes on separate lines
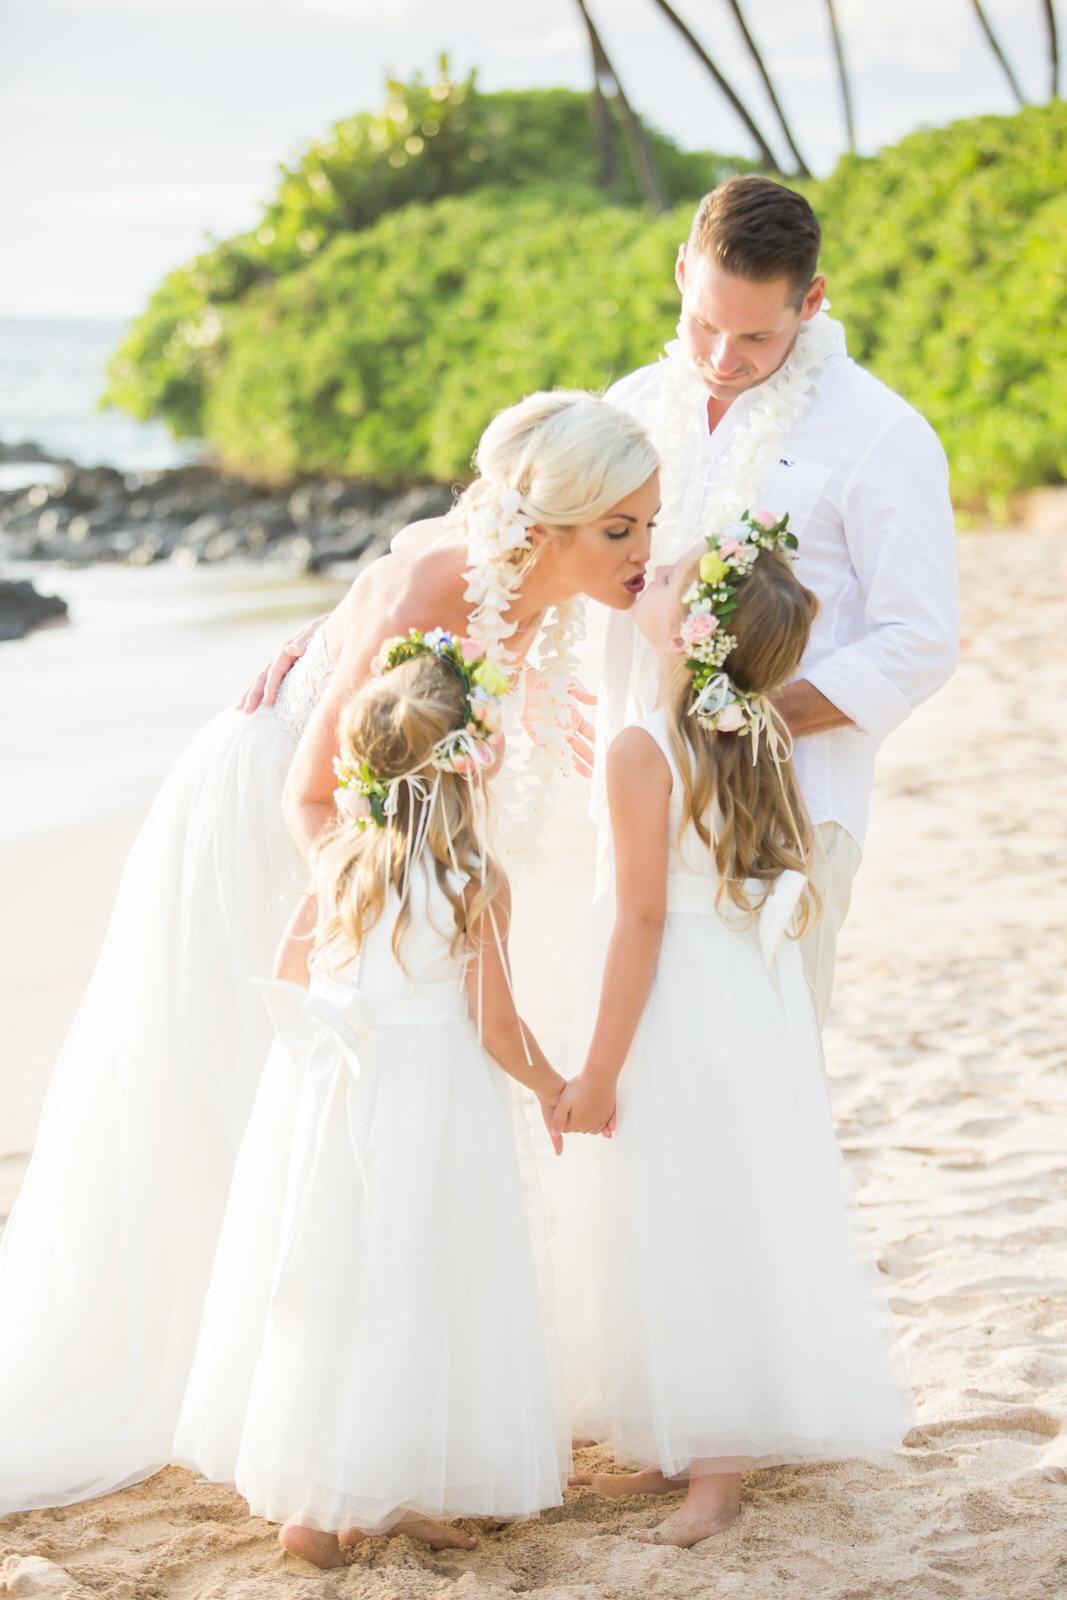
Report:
651,310,847,556
462,487,584,872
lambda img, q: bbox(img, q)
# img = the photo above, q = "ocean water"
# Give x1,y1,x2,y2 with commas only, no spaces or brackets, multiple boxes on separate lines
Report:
0,321,345,846
0,561,349,846
0,317,200,480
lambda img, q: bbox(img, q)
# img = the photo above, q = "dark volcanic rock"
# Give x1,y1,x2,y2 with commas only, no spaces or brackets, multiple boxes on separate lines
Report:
0,457,457,574
0,578,68,641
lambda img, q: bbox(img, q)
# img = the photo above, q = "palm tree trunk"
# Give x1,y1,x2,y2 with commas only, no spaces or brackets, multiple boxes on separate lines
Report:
824,0,856,153
1040,0,1060,98
969,0,1027,105
644,0,782,173
590,74,618,192
724,0,811,177
573,0,669,211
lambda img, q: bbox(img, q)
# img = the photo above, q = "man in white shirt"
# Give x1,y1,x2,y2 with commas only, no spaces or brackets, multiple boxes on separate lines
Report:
597,175,958,1022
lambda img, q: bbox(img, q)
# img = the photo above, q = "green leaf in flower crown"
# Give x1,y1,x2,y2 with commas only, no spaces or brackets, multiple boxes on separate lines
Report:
369,792,386,828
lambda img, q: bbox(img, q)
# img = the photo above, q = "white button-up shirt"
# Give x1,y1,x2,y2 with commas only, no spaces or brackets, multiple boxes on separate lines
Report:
599,352,959,849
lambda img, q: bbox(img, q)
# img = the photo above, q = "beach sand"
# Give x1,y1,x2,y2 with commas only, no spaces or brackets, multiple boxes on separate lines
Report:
1,528,1065,1598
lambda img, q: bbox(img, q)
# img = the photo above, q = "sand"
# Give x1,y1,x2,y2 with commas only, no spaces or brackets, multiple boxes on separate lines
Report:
1,527,1065,1598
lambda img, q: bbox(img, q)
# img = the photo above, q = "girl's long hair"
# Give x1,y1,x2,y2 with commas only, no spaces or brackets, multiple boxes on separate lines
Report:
311,655,504,972
665,549,820,931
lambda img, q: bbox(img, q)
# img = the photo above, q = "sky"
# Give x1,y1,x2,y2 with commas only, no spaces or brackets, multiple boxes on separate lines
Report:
1,0,1058,319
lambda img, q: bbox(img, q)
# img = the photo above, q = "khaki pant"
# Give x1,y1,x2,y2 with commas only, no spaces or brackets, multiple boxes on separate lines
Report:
800,821,862,1027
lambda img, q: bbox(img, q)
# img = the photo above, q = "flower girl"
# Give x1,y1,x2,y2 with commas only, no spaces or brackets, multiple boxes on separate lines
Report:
176,631,568,1566
552,513,913,1546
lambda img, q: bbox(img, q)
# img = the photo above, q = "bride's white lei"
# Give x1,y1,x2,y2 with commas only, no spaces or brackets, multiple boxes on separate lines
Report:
651,309,847,555
461,486,583,871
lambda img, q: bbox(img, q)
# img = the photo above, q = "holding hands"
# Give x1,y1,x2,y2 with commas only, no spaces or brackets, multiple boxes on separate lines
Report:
551,1071,616,1138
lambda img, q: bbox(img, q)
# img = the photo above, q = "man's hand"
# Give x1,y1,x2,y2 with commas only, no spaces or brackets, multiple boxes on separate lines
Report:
551,1071,616,1136
237,617,326,714
775,679,852,737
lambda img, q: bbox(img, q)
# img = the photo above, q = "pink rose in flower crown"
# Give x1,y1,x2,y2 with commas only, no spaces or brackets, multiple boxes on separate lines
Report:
718,538,742,558
473,696,503,734
752,509,778,530
336,789,373,822
680,612,719,647
715,703,746,733
458,637,482,664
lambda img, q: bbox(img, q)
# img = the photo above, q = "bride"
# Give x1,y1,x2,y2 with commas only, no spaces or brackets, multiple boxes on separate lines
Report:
0,390,659,1515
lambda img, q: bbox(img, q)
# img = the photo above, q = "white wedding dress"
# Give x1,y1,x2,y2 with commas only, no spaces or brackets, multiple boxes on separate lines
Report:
175,867,567,1532
0,629,335,1514
553,710,913,1474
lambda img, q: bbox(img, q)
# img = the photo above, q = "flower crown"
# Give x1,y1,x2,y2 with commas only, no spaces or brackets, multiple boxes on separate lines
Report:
678,508,797,736
333,628,511,829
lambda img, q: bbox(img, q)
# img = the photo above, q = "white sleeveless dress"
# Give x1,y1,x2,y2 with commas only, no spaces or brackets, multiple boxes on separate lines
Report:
0,630,335,1513
175,867,567,1533
553,709,913,1475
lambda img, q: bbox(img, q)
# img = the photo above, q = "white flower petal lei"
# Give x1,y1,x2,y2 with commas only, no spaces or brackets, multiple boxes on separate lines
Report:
651,309,847,558
462,501,583,874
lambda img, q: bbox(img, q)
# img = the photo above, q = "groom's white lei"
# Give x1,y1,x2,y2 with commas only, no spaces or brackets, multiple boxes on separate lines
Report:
650,310,848,554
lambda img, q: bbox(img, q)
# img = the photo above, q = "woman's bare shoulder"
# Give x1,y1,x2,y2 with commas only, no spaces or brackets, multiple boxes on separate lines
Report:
330,535,469,647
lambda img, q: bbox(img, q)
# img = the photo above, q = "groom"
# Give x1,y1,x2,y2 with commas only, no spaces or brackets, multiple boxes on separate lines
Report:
595,174,958,1023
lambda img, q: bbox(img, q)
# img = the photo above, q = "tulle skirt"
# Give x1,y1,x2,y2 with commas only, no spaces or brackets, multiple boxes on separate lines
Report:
175,998,568,1532
552,896,914,1476
0,706,307,1513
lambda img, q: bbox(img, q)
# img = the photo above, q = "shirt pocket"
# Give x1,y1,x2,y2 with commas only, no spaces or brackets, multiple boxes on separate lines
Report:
758,458,832,541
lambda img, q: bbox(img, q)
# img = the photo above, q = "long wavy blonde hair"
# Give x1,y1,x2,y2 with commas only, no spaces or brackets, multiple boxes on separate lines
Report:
665,549,820,930
311,655,504,972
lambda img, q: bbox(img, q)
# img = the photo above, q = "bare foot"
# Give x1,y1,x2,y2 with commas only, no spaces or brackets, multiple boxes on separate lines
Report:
278,1522,346,1568
571,1434,599,1450
393,1513,477,1550
569,1467,676,1498
631,1471,742,1547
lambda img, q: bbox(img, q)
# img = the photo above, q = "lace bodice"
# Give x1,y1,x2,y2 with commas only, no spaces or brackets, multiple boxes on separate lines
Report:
273,626,335,743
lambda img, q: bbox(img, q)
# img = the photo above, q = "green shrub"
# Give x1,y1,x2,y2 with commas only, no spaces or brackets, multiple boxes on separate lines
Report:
809,100,1067,511
107,90,1066,509
197,186,689,482
103,62,743,441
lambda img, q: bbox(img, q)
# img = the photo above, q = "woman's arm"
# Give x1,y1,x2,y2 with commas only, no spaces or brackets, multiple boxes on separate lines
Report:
281,545,469,857
552,727,670,1134
464,881,566,1153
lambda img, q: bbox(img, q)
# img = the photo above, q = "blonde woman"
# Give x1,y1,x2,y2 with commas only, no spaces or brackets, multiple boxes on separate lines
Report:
0,392,658,1514
552,515,912,1546
178,637,569,1564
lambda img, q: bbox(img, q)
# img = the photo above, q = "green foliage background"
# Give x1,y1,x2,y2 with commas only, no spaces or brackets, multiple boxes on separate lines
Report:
105,67,1066,511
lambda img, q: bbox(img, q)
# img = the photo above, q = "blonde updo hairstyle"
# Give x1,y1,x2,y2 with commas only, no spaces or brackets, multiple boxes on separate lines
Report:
312,654,504,973
454,390,658,571
665,548,820,930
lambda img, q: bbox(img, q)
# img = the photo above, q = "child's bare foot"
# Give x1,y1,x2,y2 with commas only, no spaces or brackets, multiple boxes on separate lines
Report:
278,1522,346,1567
393,1514,477,1550
569,1467,675,1497
631,1471,742,1546
337,1514,475,1551
571,1434,599,1450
